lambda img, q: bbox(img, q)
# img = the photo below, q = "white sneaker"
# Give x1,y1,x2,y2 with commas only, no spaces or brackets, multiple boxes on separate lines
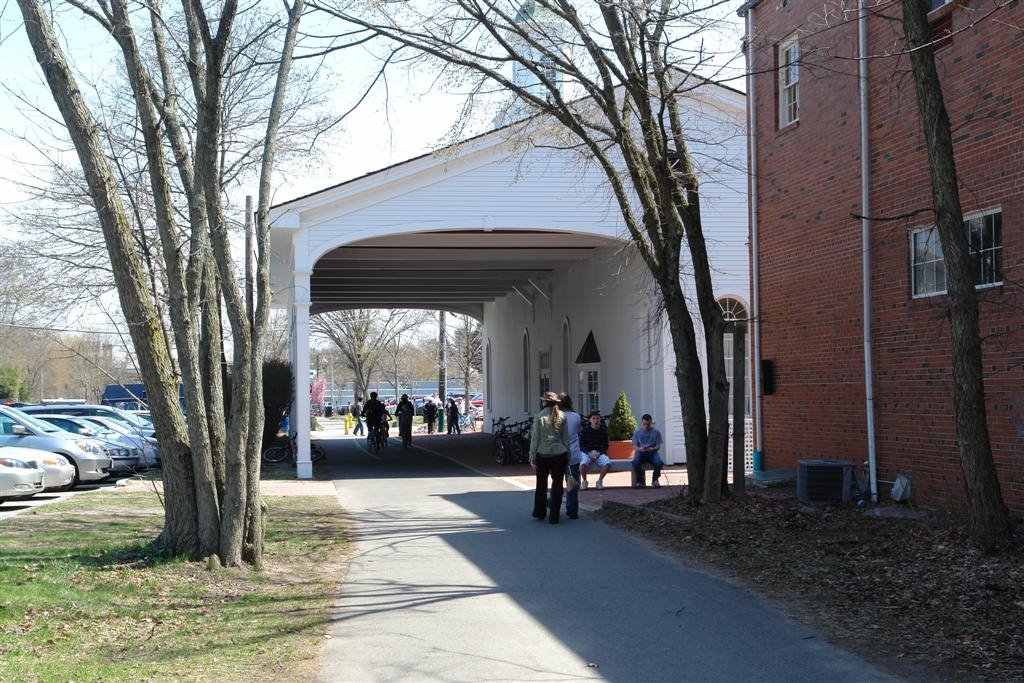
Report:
580,480,588,490
596,481,604,490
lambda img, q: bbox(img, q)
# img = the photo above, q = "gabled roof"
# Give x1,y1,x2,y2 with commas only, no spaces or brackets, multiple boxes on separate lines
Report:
575,331,601,364
271,73,744,212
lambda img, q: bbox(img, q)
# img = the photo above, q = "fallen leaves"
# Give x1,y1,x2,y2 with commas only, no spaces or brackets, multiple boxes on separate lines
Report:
600,492,1024,680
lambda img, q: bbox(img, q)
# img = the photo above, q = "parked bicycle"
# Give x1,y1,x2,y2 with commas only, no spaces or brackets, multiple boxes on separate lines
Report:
492,416,516,465
262,434,326,464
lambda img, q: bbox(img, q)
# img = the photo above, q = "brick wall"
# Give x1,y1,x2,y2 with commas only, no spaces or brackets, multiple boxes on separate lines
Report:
749,0,1024,514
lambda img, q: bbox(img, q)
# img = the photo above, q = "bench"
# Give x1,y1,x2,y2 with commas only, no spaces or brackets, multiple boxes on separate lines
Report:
578,458,660,487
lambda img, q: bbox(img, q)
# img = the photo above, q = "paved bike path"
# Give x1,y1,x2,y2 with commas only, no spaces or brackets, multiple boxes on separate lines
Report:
319,437,896,682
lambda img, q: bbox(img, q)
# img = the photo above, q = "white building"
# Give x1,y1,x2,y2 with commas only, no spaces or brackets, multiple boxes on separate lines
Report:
270,84,750,478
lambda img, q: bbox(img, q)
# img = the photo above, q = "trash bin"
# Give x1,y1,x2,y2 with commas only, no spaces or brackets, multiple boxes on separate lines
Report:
325,405,334,418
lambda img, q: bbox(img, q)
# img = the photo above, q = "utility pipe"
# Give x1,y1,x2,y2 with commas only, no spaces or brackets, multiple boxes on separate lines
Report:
858,0,879,502
744,8,765,463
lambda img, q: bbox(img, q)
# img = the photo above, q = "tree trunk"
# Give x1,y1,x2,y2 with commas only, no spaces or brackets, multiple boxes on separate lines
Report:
16,0,201,556
900,0,1013,551
201,259,227,504
661,284,708,501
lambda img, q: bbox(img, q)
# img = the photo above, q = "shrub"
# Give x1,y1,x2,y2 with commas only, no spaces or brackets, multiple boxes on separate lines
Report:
262,359,293,447
607,391,637,441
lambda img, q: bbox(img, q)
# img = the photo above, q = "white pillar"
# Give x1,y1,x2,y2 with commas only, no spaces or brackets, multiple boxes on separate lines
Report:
294,272,312,480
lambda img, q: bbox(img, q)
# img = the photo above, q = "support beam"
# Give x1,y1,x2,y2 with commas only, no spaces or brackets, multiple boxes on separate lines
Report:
294,291,312,479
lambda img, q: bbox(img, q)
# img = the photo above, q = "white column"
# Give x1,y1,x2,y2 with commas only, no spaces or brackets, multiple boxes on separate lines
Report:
294,271,312,480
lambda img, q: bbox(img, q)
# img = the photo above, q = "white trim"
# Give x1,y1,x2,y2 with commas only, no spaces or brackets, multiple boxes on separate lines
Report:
910,206,1004,299
778,34,800,128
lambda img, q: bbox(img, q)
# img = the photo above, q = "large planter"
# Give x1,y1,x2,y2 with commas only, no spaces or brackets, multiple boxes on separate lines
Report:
607,440,633,460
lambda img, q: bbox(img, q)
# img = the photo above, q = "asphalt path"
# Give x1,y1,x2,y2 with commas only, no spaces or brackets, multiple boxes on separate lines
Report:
319,436,897,682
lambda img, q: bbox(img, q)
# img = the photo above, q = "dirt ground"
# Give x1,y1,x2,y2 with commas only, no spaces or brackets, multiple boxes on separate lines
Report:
599,489,1024,682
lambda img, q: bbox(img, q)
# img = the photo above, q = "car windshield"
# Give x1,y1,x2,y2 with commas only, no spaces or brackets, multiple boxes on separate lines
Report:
109,407,149,429
5,407,65,434
88,418,132,436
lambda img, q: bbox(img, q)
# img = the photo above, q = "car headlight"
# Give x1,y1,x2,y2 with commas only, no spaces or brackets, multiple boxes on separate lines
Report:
75,440,101,454
41,456,69,466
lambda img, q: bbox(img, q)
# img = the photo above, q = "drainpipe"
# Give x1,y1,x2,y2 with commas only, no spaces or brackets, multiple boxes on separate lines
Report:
745,8,765,469
858,0,879,503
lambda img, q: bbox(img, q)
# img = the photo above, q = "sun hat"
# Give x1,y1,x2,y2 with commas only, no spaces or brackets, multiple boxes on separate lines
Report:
540,391,559,403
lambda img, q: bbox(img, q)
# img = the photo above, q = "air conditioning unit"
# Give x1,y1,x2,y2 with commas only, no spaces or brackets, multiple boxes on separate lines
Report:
797,460,854,504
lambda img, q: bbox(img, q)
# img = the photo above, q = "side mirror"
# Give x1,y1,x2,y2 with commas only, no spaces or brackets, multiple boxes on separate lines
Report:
11,424,29,436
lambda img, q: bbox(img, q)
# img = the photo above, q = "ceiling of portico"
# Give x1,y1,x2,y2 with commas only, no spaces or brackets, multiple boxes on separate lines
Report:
309,229,623,318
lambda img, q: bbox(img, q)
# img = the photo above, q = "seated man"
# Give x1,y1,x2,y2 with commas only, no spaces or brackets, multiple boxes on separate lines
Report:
631,414,664,489
579,410,611,490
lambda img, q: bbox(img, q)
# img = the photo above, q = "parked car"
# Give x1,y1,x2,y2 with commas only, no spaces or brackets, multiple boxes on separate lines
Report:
19,404,155,438
33,415,148,470
0,446,75,491
0,454,45,503
0,405,113,486
77,416,159,468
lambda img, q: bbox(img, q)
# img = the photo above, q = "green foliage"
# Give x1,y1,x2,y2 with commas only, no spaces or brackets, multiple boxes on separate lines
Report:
263,359,293,447
0,364,27,401
607,391,637,441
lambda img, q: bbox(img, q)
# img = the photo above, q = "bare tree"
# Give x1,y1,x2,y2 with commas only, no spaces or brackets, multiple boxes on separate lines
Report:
897,0,1013,550
448,313,482,408
315,0,744,501
15,0,309,566
312,308,431,400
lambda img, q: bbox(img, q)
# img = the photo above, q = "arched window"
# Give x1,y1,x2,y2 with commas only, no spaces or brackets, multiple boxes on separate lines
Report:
718,297,751,417
485,339,492,410
522,330,530,413
561,319,571,393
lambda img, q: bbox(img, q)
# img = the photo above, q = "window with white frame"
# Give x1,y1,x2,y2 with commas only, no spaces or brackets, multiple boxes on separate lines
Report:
778,35,799,128
539,349,551,396
911,209,1003,297
577,366,600,416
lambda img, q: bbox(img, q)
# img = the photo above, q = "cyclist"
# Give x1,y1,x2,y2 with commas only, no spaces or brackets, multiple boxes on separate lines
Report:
362,392,387,447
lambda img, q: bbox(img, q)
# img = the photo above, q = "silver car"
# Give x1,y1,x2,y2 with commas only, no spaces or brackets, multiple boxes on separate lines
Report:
34,415,148,470
78,416,160,468
0,446,75,490
0,406,113,486
0,455,45,502
19,403,155,438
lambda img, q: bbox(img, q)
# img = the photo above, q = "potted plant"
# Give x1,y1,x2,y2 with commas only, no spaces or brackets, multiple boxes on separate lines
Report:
606,391,637,459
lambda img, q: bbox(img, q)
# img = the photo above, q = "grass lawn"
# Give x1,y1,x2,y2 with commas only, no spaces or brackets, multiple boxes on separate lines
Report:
0,490,349,682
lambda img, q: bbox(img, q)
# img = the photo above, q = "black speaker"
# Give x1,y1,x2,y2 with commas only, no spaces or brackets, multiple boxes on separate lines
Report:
761,359,776,395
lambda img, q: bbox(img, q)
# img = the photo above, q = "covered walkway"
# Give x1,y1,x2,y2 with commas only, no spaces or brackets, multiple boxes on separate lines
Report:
315,432,893,682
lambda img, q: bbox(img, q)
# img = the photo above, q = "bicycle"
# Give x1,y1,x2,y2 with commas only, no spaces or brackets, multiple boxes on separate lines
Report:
262,435,326,464
512,418,532,464
492,416,516,465
458,411,477,433
367,424,389,454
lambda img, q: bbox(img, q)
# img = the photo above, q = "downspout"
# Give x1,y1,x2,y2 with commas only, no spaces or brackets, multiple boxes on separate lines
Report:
745,7,765,467
858,0,879,502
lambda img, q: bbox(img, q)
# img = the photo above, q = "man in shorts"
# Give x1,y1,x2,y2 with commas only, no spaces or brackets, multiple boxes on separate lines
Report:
579,410,611,490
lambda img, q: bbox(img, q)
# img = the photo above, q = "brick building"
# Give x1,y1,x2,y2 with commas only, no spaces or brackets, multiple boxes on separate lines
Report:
739,0,1024,513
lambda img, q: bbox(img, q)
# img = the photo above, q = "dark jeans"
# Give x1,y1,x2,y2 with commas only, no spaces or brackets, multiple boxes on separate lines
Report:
353,418,364,436
632,451,663,485
534,452,568,522
448,416,461,435
426,417,435,434
565,463,580,516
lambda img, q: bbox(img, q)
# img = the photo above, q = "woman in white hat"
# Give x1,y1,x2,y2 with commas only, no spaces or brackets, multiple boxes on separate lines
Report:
530,391,571,524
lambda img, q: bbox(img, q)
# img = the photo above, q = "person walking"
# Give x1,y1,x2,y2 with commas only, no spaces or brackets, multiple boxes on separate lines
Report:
396,394,415,449
446,397,461,435
423,397,438,434
530,391,570,524
351,396,364,436
559,393,583,520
